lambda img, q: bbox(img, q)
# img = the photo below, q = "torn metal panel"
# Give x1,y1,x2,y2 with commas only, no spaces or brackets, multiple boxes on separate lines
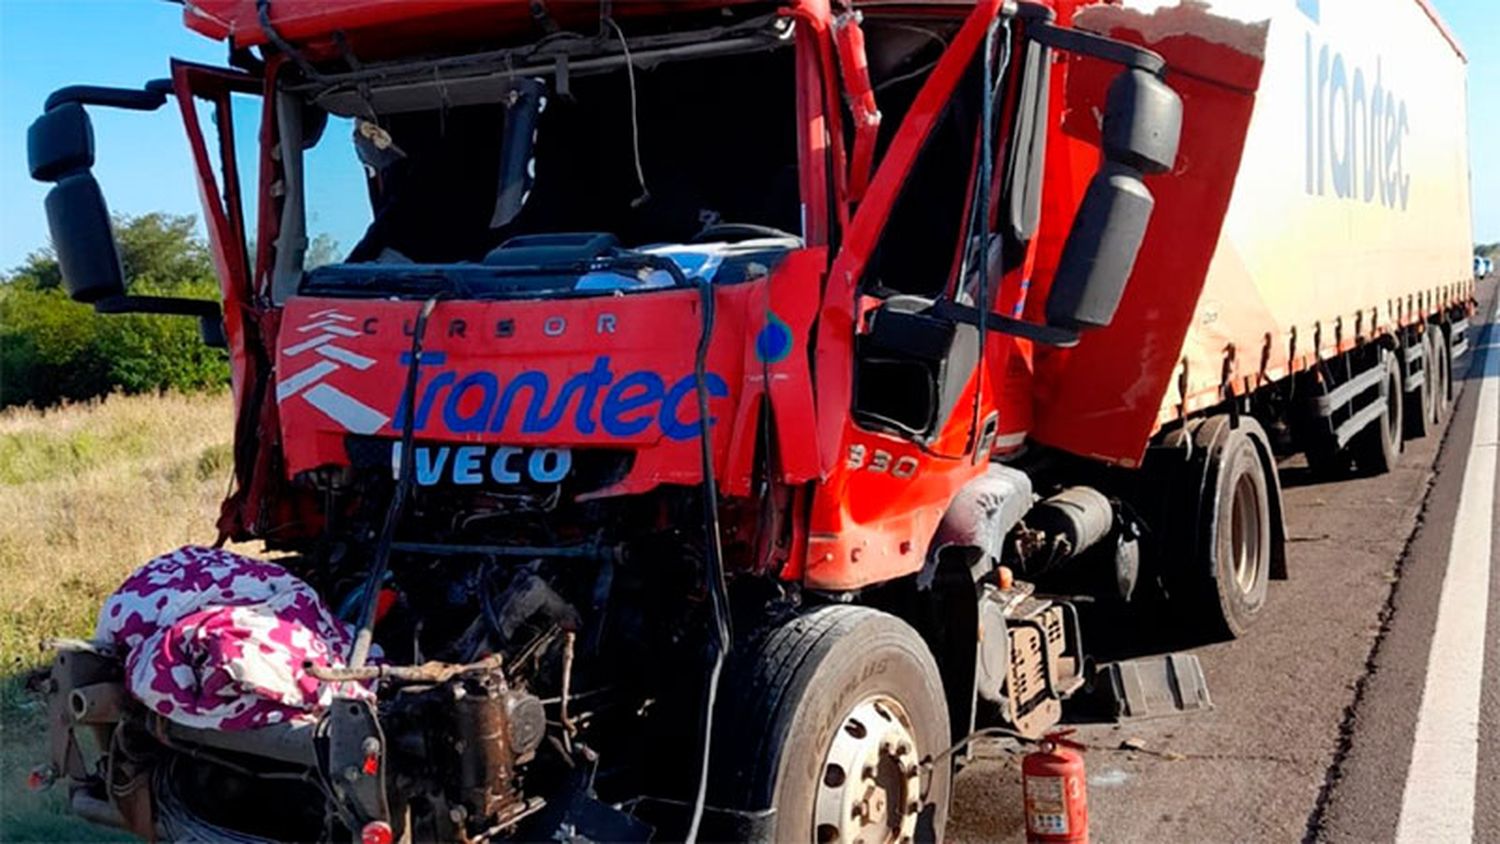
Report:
1074,0,1270,91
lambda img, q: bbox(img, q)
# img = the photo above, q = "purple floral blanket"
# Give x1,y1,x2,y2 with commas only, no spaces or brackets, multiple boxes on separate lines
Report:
95,546,372,730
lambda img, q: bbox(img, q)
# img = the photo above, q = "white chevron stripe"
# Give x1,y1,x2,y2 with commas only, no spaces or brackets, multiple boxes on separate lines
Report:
316,344,377,370
284,333,336,356
276,361,339,401
303,383,389,434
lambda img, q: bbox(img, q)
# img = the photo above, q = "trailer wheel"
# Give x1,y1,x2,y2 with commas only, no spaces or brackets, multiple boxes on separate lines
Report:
1351,351,1403,475
1430,327,1453,425
1193,424,1273,638
1404,334,1435,440
715,606,952,844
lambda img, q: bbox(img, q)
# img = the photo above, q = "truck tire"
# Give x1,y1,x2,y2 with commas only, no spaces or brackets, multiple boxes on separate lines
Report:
1430,327,1453,425
714,606,952,844
1191,423,1272,638
1404,334,1435,440
1351,351,1403,475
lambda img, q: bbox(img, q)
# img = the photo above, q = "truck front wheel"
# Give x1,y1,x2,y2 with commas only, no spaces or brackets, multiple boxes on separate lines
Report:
716,606,952,844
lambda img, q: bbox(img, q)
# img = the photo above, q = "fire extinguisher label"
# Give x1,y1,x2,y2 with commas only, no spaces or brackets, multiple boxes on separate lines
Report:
1026,775,1070,834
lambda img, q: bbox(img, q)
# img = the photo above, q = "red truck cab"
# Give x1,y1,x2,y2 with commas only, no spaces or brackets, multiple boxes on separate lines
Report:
28,2,1280,842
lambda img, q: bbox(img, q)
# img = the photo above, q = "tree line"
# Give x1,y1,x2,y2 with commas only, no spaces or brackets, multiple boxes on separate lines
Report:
1,213,233,408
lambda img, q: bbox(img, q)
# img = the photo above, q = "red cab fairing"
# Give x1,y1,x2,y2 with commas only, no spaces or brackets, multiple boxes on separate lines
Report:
275,250,825,499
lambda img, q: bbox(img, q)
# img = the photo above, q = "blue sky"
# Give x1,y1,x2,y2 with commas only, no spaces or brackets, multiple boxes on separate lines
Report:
1,0,1497,271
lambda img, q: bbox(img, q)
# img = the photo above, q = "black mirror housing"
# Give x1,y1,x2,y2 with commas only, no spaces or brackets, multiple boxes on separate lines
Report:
1047,163,1154,331
29,82,224,348
1016,14,1181,334
1102,69,1183,175
45,172,126,304
29,103,96,182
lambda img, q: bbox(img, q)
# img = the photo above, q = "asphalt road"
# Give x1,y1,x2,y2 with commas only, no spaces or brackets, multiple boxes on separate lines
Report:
947,277,1499,844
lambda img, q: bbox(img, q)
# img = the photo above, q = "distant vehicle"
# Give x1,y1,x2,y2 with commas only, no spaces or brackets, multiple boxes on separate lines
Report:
1478,256,1495,278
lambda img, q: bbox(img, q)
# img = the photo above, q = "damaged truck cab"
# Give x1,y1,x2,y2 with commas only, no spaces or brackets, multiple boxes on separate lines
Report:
26,0,1475,841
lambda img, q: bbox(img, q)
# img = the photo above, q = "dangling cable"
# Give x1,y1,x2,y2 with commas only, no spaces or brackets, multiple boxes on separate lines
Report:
603,17,651,208
968,18,1011,460
685,275,730,844
256,0,326,83
348,295,440,669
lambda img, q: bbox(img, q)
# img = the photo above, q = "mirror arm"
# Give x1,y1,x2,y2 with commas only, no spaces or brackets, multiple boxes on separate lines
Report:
931,300,1080,348
44,81,171,113
93,296,228,349
1017,9,1167,74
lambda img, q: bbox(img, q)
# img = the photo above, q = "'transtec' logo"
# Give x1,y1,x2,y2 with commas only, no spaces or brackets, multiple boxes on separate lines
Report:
276,308,391,434
391,354,730,441
1302,1,1411,211
276,308,731,441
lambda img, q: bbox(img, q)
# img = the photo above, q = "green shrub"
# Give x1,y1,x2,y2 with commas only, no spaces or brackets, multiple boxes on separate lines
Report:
0,214,230,408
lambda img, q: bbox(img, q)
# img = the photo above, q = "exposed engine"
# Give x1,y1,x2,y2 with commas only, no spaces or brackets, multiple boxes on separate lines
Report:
43,460,771,842
240,464,760,841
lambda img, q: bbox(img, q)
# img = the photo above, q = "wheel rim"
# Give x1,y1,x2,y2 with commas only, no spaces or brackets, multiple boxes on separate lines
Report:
1230,469,1263,594
813,695,923,844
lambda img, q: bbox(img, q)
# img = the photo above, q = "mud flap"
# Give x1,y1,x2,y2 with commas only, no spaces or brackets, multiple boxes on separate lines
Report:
1088,653,1213,720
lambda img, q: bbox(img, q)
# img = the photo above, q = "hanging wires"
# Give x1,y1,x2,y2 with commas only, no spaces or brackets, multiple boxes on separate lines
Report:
602,17,652,208
966,16,1014,460
683,272,732,844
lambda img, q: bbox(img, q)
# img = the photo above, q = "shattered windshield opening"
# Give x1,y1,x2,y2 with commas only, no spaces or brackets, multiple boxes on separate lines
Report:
283,24,801,298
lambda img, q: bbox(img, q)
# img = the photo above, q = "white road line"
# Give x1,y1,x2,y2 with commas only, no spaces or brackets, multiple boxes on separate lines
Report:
1394,295,1498,844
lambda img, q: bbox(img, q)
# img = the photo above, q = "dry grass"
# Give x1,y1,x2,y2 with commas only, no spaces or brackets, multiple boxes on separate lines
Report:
0,391,243,841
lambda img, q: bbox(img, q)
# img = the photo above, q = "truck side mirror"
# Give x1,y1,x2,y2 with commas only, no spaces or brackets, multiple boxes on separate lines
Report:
45,173,127,304
1047,68,1182,332
28,84,226,348
1102,69,1181,176
29,103,128,304
28,102,95,181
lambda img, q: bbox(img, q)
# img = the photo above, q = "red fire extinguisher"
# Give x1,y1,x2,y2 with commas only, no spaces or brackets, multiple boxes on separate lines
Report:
1023,730,1089,843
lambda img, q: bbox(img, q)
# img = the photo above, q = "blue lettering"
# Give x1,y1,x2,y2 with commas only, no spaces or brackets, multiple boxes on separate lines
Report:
660,374,731,441
490,372,548,433
392,351,449,431
393,356,727,439
1330,54,1350,199
443,372,498,433
490,446,523,482
522,366,598,434
530,448,572,483
572,357,614,435
1305,35,1409,210
452,446,485,484
1396,101,1409,210
601,372,665,436
415,447,449,485
1354,68,1373,202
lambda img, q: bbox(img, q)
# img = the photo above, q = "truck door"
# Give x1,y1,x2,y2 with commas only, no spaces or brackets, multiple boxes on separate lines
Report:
803,2,1005,590
169,60,286,538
